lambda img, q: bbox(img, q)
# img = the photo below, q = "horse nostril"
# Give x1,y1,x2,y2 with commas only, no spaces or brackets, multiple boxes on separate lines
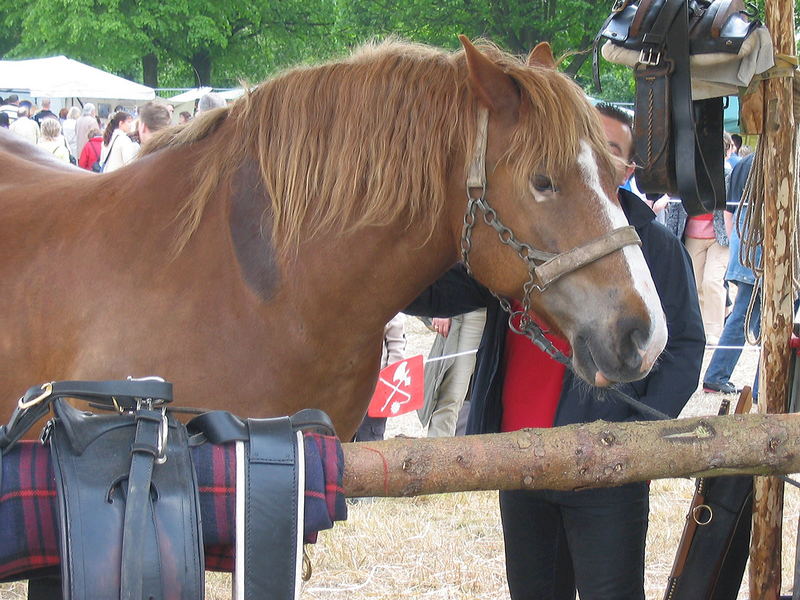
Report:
630,327,648,353
622,322,649,370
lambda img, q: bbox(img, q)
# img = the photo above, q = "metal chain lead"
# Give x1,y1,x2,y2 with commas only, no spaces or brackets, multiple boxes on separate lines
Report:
459,108,667,420
461,193,571,367
460,192,668,420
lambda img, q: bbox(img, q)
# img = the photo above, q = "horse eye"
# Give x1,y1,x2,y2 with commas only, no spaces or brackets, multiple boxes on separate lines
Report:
531,174,556,193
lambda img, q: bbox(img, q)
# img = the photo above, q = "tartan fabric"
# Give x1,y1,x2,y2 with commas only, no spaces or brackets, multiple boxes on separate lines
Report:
0,433,346,581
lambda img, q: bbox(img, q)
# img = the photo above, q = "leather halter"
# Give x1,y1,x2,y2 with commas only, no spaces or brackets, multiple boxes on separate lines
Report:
460,106,641,293
459,106,645,369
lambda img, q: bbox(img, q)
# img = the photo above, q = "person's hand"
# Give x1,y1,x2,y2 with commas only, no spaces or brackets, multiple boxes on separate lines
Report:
652,195,670,214
432,317,451,337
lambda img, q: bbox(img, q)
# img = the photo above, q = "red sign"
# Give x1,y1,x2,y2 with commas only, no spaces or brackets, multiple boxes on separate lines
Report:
367,355,424,418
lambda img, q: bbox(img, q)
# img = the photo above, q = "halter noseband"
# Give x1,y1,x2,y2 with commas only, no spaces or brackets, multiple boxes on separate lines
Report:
459,107,642,363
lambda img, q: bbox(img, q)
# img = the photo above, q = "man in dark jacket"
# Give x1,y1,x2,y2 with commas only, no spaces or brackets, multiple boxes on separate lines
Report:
406,103,704,599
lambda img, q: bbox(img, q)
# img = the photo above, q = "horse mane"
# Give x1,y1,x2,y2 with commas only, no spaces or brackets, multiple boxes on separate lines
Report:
144,38,612,257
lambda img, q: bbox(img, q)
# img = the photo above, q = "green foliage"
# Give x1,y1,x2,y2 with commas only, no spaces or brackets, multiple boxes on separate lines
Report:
6,0,795,94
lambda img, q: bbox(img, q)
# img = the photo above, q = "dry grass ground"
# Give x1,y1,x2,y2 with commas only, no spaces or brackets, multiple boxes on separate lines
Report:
2,316,797,599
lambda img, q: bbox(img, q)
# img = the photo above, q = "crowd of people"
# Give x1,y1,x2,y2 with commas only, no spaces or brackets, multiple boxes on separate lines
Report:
0,92,225,172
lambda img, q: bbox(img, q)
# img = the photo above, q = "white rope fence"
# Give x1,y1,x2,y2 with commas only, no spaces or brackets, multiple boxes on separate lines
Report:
423,343,763,365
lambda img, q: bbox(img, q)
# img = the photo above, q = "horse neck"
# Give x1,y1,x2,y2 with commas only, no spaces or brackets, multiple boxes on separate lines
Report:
285,219,460,335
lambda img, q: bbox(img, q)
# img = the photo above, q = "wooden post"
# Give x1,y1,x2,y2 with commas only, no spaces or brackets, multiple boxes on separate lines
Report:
749,0,797,596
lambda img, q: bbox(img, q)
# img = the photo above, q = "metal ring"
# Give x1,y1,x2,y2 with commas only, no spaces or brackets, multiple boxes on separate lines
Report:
692,504,713,526
18,382,53,410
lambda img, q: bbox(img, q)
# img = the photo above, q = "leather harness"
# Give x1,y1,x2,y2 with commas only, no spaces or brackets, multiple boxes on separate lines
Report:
459,107,672,421
0,380,329,600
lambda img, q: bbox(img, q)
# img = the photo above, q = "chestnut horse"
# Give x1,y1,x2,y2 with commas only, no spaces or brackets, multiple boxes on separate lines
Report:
0,38,667,440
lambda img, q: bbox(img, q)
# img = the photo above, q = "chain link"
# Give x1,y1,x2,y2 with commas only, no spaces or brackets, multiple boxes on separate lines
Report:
461,118,670,419
460,193,571,366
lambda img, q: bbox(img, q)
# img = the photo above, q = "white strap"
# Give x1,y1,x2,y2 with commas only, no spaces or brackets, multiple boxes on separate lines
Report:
293,430,306,600
233,440,246,600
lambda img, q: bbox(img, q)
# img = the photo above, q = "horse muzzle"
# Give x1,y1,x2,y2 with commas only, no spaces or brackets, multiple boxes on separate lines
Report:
571,313,667,385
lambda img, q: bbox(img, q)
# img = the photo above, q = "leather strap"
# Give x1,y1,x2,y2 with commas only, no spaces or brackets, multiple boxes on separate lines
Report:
1,379,173,454
120,408,165,600
189,410,324,600
534,225,641,288
241,417,303,600
629,0,658,39
639,0,684,55
669,0,725,214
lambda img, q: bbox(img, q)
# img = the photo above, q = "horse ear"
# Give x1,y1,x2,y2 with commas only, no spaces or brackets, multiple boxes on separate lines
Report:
527,42,556,69
459,35,519,120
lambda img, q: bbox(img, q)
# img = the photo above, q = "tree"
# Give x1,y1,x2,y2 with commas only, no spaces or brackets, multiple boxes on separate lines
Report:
9,0,337,88
334,0,633,99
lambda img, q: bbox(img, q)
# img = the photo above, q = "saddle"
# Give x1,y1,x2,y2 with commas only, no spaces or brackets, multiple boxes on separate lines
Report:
595,0,768,215
0,379,335,600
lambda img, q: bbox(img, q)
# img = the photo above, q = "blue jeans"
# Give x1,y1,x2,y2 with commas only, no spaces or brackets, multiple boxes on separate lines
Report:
703,282,761,387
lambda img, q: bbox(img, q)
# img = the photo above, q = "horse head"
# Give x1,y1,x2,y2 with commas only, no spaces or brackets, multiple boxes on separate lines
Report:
453,37,667,386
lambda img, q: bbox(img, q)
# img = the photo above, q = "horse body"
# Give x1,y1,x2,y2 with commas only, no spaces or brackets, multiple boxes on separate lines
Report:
1,39,667,440
1,131,457,437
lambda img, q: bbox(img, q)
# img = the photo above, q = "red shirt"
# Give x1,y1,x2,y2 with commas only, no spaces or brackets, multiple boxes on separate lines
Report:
500,303,571,432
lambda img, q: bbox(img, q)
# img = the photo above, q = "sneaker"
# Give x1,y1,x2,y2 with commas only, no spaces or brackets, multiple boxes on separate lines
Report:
703,381,740,394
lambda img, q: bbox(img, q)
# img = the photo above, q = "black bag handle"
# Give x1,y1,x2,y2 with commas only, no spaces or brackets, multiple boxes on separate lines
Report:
0,378,173,453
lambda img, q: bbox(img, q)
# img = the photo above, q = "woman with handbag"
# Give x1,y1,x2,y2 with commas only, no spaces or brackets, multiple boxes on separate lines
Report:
100,111,138,173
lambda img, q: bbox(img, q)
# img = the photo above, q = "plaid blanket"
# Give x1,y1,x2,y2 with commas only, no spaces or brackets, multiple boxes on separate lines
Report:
0,434,346,581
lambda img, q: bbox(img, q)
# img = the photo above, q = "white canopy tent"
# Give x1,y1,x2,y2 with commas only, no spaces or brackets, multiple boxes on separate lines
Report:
165,87,213,103
0,56,154,101
164,87,244,103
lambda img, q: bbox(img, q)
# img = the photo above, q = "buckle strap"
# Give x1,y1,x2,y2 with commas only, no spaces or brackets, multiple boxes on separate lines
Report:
237,418,303,600
1,379,173,455
120,407,165,600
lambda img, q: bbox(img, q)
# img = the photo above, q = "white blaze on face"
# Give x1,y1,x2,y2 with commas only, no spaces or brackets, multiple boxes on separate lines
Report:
577,140,668,368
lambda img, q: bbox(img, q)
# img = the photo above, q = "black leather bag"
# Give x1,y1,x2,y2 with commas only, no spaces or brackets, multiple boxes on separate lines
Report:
49,399,204,600
0,379,203,600
595,0,760,215
664,475,753,599
662,391,754,600
0,380,333,600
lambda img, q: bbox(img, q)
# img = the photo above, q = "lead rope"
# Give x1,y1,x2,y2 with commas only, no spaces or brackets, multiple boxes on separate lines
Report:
739,71,800,345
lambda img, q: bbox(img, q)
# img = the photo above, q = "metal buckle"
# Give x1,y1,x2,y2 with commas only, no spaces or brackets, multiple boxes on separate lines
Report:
18,382,54,410
155,408,169,465
638,47,662,66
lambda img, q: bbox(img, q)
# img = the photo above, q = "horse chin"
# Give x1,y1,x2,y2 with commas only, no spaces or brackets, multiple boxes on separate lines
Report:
570,332,646,386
